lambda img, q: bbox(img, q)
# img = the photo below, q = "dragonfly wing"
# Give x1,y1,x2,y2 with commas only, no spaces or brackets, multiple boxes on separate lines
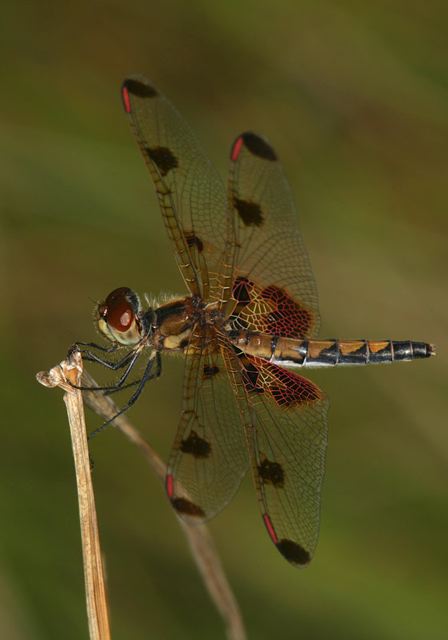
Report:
166,327,248,520
223,345,329,566
122,76,229,300
227,132,320,337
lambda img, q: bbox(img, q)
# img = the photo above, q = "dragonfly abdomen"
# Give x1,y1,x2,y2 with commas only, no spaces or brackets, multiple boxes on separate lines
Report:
298,340,434,367
271,338,433,367
230,333,434,367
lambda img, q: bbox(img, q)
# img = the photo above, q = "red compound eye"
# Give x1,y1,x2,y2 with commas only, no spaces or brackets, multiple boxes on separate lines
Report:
101,287,137,332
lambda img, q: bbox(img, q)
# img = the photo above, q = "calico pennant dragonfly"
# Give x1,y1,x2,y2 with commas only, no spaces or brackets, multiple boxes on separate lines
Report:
78,76,434,567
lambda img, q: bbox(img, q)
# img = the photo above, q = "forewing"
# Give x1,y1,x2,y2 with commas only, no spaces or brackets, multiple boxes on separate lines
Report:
166,330,248,520
223,347,329,566
228,132,320,337
122,76,229,299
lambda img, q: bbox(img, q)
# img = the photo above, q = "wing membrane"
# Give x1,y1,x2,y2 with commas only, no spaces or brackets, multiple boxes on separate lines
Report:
166,327,248,520
223,346,329,566
122,76,229,300
228,132,320,337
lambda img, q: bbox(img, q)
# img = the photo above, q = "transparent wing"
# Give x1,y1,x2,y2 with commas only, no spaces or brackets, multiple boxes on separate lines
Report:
122,76,230,300
223,345,329,566
166,327,248,520
228,132,320,337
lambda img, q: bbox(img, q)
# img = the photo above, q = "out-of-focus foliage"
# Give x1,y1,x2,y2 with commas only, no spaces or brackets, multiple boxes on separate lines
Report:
1,1,447,638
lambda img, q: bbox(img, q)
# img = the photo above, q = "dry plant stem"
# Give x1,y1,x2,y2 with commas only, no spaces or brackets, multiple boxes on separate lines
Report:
37,357,246,640
36,355,111,640
81,369,246,640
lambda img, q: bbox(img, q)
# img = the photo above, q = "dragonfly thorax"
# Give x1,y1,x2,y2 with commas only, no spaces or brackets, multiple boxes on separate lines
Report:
152,295,206,352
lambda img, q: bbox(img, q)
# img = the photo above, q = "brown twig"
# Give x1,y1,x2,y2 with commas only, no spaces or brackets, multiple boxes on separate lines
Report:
37,355,246,640
37,353,111,640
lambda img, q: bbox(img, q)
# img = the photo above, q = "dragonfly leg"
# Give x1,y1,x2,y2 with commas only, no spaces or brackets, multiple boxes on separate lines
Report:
73,346,136,371
102,352,162,396
71,348,143,393
70,341,120,354
88,352,162,439
103,378,140,396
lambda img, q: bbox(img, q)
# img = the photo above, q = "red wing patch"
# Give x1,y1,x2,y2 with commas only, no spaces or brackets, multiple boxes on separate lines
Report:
231,277,315,338
237,353,322,408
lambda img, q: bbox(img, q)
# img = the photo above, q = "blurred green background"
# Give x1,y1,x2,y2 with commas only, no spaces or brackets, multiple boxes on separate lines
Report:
2,1,447,638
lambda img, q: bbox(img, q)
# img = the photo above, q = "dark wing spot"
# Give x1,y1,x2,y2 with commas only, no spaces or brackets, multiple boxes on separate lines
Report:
234,197,264,227
232,277,253,305
123,78,158,98
203,365,220,379
184,232,204,252
240,358,264,395
241,132,277,161
145,146,178,176
258,458,285,488
180,430,211,459
171,497,205,518
277,539,310,566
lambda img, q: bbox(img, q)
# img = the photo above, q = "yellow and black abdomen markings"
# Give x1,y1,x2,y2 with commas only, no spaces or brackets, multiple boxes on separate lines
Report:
229,331,435,368
275,339,434,367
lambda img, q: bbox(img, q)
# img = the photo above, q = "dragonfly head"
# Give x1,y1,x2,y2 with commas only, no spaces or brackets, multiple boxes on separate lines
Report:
96,287,146,346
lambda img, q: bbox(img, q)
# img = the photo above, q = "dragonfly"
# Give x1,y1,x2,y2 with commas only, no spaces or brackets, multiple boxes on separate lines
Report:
77,76,434,567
